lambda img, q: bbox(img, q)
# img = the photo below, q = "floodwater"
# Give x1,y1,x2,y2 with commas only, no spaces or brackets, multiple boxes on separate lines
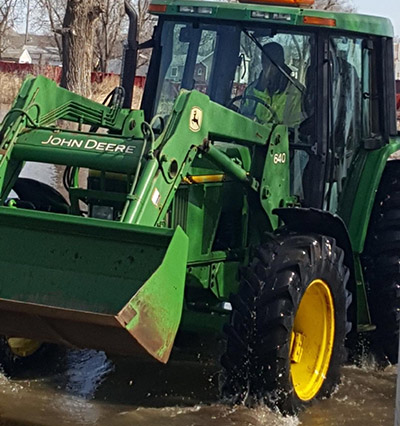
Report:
0,349,395,426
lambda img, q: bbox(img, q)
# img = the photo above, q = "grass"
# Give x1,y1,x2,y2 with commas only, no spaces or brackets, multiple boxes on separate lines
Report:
0,71,143,109
91,75,143,108
0,73,25,105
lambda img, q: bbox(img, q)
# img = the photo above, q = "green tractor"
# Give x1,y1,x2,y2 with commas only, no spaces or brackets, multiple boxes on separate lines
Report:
0,0,397,414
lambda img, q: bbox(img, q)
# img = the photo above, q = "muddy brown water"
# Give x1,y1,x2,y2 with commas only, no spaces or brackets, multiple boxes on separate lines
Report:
0,147,397,425
0,350,395,426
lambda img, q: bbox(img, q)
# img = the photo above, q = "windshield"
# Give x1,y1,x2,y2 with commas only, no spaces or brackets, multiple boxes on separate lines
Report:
154,21,233,116
146,19,318,208
152,20,315,129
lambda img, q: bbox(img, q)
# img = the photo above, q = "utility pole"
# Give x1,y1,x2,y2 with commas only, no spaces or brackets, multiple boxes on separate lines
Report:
24,0,30,45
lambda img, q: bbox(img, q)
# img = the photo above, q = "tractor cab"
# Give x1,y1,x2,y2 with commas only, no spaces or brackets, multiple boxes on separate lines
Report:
141,0,397,213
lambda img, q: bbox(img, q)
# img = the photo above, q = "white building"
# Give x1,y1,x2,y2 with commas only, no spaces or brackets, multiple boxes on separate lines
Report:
395,42,400,80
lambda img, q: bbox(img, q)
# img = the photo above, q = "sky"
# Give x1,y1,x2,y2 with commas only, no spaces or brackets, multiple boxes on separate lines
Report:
352,0,400,36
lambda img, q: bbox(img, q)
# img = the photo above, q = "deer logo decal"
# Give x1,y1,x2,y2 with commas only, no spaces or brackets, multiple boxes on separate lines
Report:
189,107,203,132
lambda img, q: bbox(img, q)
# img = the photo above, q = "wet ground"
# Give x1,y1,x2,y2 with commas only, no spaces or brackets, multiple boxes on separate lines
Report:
0,348,395,426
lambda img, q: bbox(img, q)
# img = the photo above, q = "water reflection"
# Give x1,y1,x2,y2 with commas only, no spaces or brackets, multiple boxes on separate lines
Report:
115,404,301,426
19,163,57,187
61,350,114,399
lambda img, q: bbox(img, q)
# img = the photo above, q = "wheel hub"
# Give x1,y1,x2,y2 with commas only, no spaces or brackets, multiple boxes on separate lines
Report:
290,332,305,364
7,337,41,358
290,279,335,401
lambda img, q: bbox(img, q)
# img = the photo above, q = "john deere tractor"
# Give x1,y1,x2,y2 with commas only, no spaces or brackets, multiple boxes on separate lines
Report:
0,0,397,415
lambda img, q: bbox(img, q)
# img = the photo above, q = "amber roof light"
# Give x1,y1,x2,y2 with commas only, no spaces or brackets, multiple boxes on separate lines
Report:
148,4,167,13
303,16,337,26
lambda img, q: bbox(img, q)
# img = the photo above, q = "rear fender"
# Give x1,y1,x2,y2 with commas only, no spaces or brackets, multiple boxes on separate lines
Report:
343,139,400,253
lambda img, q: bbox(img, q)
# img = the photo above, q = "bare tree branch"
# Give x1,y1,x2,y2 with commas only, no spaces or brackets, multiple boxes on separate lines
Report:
33,0,65,57
313,0,356,12
134,0,156,68
0,0,18,58
94,0,125,72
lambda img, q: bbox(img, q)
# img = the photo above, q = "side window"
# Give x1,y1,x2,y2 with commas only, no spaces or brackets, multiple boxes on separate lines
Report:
327,37,365,213
332,37,363,165
325,37,363,212
362,39,381,140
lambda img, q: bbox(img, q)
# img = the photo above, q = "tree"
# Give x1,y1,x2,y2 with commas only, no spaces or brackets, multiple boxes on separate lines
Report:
36,0,154,79
0,0,18,58
94,0,125,72
134,0,156,69
31,0,155,96
35,0,66,59
60,0,103,96
313,0,355,12
94,0,156,72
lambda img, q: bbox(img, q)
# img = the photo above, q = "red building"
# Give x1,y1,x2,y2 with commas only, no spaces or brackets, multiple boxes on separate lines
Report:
397,80,400,110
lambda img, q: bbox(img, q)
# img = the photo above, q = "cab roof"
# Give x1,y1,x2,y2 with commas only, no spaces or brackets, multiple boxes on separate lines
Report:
149,0,394,38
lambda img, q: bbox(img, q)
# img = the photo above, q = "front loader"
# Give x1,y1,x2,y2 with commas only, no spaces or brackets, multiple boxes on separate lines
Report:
0,0,398,415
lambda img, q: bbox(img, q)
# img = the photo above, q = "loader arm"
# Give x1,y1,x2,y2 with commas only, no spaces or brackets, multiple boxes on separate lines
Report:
0,75,145,200
121,89,273,227
0,77,274,225
0,75,143,139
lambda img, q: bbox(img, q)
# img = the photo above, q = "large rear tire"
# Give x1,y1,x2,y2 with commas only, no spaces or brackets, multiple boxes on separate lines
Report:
363,161,400,363
220,232,351,414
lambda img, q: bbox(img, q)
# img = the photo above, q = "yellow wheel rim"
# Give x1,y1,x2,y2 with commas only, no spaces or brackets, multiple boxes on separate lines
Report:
7,337,41,358
290,279,335,401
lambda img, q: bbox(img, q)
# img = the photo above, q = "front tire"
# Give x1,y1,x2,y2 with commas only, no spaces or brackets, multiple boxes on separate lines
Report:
0,336,50,377
220,232,351,414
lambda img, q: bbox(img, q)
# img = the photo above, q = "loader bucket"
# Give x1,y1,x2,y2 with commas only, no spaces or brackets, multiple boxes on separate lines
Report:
0,207,189,363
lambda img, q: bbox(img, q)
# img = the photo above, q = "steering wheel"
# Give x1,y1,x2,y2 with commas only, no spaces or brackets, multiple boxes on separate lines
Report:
227,94,279,122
